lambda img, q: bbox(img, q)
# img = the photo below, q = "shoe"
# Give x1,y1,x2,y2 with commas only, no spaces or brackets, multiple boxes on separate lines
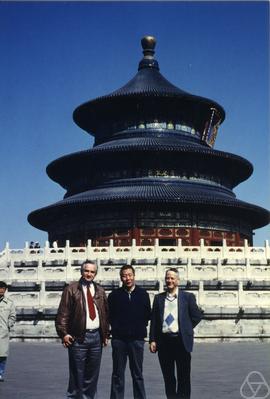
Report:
0,375,4,382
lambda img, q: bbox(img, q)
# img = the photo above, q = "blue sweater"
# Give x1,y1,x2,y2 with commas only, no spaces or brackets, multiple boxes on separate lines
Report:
108,286,151,340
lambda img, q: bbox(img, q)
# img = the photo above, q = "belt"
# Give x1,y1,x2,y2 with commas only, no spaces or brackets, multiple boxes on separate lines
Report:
85,328,99,333
162,332,179,338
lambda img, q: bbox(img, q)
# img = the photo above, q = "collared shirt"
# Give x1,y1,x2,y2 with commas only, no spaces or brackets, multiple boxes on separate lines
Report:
82,283,100,330
162,292,179,333
124,284,135,300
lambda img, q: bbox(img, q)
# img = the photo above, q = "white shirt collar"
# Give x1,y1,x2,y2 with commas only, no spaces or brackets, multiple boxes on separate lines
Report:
124,284,136,294
166,291,178,299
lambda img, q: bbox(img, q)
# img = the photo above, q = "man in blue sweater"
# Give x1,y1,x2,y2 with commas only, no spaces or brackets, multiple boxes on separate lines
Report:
108,265,151,399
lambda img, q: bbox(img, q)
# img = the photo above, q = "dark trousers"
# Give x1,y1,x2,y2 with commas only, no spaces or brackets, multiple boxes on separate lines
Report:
158,334,191,399
110,338,146,399
67,330,102,399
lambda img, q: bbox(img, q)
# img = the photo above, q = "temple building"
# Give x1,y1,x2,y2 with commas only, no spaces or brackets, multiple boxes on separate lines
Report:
2,36,270,340
28,36,269,247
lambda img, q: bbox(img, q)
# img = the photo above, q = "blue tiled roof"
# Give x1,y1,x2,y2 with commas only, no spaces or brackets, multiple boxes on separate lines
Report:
46,138,253,183
93,135,204,150
60,179,235,203
73,48,225,134
35,179,250,210
28,178,269,230
91,69,224,121
98,68,193,98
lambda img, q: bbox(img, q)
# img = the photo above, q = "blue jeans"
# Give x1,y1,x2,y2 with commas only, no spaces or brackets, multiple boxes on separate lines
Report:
0,357,7,377
110,339,146,399
67,330,102,399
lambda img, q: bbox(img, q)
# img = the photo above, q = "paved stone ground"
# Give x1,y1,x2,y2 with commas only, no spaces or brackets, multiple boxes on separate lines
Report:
0,342,269,399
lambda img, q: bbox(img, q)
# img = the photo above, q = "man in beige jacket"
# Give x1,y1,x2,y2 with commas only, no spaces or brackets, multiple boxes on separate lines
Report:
0,281,16,382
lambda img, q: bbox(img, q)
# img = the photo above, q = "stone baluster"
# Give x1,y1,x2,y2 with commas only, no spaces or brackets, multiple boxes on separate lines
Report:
39,280,46,310
222,239,227,258
155,257,163,292
154,238,159,258
187,257,191,281
87,239,92,259
217,257,222,280
199,238,205,259
238,281,244,308
37,258,43,282
198,280,204,308
245,257,251,280
96,258,102,280
108,239,114,259
44,240,50,260
244,239,249,258
265,240,270,260
65,240,70,259
65,241,73,281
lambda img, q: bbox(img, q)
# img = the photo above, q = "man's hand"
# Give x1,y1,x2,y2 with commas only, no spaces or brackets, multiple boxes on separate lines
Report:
63,334,74,348
149,341,157,353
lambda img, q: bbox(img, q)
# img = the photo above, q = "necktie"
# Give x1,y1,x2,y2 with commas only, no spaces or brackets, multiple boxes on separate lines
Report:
87,285,96,320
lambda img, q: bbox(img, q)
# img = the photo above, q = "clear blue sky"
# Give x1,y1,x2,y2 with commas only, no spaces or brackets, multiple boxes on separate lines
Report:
0,1,269,249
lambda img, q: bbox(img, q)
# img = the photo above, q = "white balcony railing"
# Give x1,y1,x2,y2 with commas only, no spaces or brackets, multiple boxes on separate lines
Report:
0,239,269,283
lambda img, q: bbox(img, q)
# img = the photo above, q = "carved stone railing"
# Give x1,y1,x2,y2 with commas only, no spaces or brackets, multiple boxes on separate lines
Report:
0,239,269,283
1,239,269,340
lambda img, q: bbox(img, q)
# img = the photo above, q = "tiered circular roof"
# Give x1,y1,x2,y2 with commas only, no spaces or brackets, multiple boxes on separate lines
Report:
28,177,269,230
46,139,253,189
73,36,225,135
28,36,269,235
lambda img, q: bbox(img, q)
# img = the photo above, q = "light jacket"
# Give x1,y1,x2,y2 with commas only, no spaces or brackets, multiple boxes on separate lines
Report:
55,279,109,344
0,296,16,357
149,289,202,352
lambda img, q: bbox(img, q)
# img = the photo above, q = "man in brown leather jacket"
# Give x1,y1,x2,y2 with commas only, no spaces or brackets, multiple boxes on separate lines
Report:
55,260,109,399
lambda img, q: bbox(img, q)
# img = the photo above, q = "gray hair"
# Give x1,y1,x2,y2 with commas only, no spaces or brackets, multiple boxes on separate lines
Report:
165,268,179,278
80,260,97,275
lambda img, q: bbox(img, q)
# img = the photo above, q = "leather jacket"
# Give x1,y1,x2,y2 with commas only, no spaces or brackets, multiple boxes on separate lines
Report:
55,278,109,344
